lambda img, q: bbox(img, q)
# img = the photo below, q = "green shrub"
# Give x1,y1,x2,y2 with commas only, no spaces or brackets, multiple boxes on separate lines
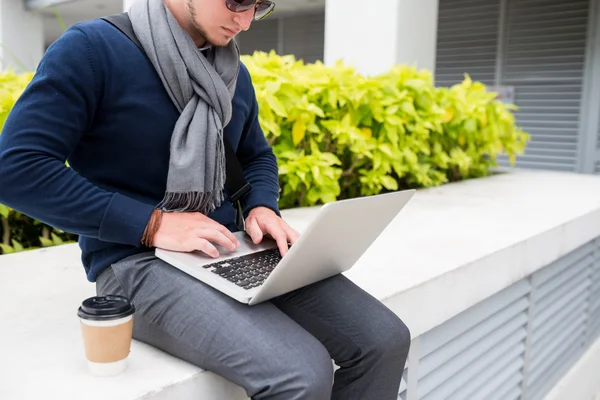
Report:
242,51,528,208
0,53,529,254
0,70,32,131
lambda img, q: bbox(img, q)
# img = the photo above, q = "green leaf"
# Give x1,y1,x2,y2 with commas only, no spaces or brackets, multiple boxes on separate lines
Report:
392,161,408,177
386,115,403,127
288,175,300,191
464,118,478,134
379,144,393,157
265,94,288,117
341,113,352,128
307,103,325,118
373,152,382,171
40,237,54,247
400,101,416,115
306,188,322,205
319,153,342,165
51,233,64,245
0,204,9,218
384,124,399,145
292,120,306,146
405,79,426,91
312,165,322,185
328,90,338,109
307,123,321,134
11,239,24,252
380,176,399,191
321,191,338,204
386,105,399,115
0,243,14,254
297,170,307,183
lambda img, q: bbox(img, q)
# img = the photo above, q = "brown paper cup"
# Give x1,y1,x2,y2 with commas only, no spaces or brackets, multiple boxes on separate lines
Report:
78,296,135,377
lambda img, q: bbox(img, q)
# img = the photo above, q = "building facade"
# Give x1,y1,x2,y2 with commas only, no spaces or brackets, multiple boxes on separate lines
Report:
240,0,600,175
2,0,600,174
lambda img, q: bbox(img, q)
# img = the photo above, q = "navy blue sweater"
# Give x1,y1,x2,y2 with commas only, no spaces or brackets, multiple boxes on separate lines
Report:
0,19,280,282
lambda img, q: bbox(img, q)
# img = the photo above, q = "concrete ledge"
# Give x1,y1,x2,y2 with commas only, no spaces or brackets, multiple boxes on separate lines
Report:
2,169,600,399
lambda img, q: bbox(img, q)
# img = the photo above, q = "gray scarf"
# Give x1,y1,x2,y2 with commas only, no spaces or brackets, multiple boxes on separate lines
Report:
129,0,240,214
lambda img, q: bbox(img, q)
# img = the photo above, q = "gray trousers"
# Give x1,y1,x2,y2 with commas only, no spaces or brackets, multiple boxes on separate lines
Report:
96,251,411,400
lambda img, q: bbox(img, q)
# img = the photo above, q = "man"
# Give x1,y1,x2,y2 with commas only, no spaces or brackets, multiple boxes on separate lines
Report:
0,0,411,398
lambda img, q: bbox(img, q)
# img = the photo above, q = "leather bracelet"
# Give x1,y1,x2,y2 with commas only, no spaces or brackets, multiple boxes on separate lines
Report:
143,210,159,247
149,209,162,247
142,209,162,247
148,210,163,247
141,223,150,247
141,212,153,246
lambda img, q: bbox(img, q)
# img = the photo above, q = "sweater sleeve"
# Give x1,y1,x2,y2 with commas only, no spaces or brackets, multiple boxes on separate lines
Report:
0,26,154,246
235,64,281,218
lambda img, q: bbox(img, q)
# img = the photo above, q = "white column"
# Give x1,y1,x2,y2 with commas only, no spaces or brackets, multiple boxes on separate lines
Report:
324,0,439,77
0,0,44,72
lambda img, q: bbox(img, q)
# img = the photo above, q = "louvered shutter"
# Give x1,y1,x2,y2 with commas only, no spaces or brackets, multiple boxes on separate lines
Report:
236,12,325,63
401,237,600,400
499,0,590,171
237,19,279,56
435,0,591,172
523,241,595,400
281,12,325,64
590,240,600,346
524,245,593,400
415,280,530,400
435,0,501,87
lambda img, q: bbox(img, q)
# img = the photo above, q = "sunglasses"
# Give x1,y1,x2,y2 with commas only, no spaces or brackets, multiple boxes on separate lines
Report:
225,0,276,21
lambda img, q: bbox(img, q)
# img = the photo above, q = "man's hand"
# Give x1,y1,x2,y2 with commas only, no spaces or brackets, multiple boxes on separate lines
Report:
245,206,299,257
153,212,240,258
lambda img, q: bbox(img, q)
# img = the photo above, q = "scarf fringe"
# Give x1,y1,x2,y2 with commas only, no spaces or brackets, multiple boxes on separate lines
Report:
157,190,225,215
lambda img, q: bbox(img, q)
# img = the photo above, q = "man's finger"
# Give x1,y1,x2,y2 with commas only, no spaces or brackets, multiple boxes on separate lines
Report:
245,217,264,244
216,224,240,248
194,238,219,258
195,228,237,252
267,225,289,257
282,223,300,245
196,213,240,248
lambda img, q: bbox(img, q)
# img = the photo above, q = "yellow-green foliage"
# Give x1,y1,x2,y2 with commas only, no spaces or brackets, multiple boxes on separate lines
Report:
242,51,529,208
0,52,529,253
0,70,33,132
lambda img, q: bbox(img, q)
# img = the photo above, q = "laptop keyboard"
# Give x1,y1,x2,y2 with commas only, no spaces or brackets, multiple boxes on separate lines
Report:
203,248,282,290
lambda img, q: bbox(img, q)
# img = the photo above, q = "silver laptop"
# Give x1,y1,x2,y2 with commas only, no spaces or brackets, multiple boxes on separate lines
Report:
155,189,415,305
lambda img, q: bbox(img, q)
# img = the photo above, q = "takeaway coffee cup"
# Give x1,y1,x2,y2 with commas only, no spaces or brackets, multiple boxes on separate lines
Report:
77,295,135,377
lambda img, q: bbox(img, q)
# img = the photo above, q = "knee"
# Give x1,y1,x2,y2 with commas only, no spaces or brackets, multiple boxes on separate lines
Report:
367,311,411,364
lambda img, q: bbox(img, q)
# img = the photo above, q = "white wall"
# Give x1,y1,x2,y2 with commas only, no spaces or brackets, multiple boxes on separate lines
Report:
396,0,439,73
0,0,44,72
324,0,439,76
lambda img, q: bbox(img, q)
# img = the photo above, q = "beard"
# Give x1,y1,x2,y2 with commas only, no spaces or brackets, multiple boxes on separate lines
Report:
185,0,229,47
